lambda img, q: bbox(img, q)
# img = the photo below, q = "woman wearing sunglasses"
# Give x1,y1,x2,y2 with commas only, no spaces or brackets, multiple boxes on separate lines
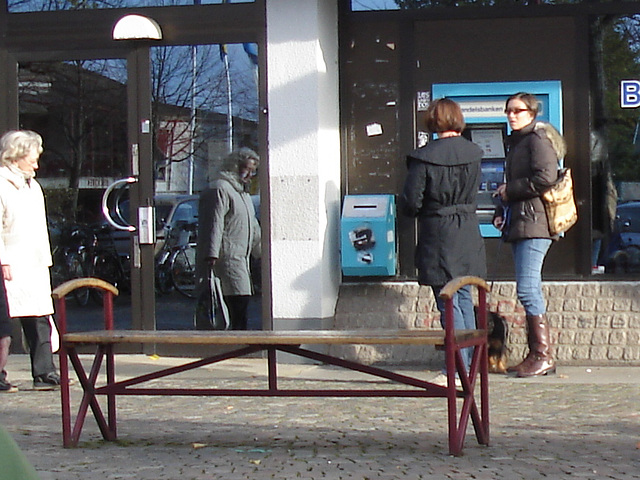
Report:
493,92,566,377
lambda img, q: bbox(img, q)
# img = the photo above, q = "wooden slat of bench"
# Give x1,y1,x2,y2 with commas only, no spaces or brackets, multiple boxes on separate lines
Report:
63,329,487,346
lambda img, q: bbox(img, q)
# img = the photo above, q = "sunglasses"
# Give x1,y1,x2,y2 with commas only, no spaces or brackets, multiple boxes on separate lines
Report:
504,108,530,115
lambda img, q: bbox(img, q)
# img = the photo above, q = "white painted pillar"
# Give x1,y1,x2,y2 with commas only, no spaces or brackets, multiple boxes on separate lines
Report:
265,0,341,330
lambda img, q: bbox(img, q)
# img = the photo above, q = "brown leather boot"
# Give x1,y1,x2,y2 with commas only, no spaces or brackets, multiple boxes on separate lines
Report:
507,352,531,373
507,316,535,374
517,314,556,377
507,356,529,374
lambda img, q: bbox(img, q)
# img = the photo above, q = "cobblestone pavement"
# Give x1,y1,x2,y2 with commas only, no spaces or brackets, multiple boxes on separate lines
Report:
1,354,639,480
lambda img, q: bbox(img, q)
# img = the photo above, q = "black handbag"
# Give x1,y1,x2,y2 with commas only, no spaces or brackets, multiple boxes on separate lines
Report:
193,270,230,330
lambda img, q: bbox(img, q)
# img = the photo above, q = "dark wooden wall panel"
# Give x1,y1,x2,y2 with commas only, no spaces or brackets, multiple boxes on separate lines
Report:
341,14,591,279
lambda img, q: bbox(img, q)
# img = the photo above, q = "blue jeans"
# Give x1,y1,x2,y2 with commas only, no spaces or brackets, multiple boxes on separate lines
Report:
511,238,552,316
432,285,474,372
592,238,602,267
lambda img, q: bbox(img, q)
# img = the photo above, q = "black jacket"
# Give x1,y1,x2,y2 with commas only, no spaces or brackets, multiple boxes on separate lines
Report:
401,136,487,286
498,121,565,242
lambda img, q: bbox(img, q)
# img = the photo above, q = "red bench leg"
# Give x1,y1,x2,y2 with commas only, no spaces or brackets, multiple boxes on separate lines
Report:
443,285,491,455
66,346,116,446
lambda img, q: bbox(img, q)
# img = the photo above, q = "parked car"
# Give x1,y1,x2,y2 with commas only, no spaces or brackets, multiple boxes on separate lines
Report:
106,194,199,256
154,194,199,249
605,201,640,274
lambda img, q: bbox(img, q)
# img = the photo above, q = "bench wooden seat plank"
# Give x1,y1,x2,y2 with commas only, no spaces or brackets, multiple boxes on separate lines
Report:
63,328,487,346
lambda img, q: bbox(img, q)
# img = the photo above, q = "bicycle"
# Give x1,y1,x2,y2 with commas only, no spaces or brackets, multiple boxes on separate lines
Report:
155,220,198,299
89,223,131,305
50,221,95,307
154,223,185,296
170,243,198,298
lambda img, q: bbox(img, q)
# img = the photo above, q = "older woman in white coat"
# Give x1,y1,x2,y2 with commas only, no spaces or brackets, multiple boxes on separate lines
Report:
0,130,59,392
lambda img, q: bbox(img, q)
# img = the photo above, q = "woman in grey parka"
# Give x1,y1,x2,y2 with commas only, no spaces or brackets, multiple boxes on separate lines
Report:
196,148,261,330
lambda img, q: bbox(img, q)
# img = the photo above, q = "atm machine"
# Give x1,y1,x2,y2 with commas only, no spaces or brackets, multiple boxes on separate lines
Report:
429,81,563,237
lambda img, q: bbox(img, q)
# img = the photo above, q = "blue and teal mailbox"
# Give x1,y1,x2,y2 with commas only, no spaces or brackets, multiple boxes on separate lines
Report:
341,194,396,276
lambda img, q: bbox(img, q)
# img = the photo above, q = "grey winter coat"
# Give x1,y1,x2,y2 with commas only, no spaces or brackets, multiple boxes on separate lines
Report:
401,136,487,287
497,121,566,242
196,174,261,296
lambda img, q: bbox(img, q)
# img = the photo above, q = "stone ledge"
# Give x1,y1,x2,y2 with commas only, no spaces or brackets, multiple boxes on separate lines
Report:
334,280,640,367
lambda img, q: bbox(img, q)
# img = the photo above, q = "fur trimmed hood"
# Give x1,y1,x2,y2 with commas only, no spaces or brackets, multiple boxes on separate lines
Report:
534,122,566,160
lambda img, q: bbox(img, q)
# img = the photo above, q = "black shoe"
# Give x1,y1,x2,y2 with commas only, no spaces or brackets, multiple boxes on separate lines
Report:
33,372,61,391
0,378,18,393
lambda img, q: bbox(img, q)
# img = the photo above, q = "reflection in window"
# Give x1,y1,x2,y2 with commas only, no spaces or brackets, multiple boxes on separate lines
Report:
16,42,258,222
351,0,640,10
20,59,129,182
352,0,398,9
8,0,252,12
592,14,640,274
19,59,129,223
152,43,259,195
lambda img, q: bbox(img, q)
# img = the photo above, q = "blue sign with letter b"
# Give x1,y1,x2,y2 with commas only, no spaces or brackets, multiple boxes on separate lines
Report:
621,80,640,108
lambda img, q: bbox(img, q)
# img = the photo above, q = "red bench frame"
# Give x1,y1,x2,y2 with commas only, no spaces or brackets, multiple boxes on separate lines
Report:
54,276,490,456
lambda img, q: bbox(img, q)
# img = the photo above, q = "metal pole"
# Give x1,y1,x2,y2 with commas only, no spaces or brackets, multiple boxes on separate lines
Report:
223,50,233,152
188,44,197,194
128,46,156,333
188,0,201,192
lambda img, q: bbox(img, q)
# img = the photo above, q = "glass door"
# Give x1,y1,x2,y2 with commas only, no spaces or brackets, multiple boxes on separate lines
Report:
19,43,261,333
19,57,134,331
149,42,260,330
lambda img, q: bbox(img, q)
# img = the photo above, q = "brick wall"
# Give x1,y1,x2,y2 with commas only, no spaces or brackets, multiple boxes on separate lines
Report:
332,281,640,367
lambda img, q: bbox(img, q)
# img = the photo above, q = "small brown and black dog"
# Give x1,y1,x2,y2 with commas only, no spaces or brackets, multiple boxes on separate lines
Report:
487,311,509,374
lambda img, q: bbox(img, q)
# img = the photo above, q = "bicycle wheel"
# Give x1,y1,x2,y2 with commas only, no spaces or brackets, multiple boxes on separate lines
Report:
155,258,174,295
50,249,67,289
170,246,197,298
90,251,122,305
67,252,90,306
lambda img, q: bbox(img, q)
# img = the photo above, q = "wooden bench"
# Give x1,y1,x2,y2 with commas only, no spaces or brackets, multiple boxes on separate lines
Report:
54,276,490,456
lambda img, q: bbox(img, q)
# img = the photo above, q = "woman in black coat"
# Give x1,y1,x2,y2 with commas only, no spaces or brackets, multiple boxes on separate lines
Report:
401,98,486,385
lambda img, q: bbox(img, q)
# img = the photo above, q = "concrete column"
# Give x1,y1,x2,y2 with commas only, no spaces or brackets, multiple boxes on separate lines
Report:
266,0,341,330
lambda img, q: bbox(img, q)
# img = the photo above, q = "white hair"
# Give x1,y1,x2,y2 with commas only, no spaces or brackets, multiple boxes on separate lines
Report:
0,130,43,167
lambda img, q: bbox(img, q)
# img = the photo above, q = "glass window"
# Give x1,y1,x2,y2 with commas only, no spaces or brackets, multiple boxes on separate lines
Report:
17,42,261,330
19,58,129,224
350,0,640,11
8,0,253,13
152,43,259,195
17,42,258,222
592,14,640,275
351,0,398,10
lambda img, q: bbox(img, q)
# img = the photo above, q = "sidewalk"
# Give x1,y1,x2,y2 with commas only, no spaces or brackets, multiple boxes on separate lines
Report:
1,354,639,480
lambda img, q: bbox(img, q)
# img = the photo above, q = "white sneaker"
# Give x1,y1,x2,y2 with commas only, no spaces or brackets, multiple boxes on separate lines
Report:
431,373,462,388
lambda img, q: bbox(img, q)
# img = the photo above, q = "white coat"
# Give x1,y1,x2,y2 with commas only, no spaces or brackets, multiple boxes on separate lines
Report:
0,166,53,317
